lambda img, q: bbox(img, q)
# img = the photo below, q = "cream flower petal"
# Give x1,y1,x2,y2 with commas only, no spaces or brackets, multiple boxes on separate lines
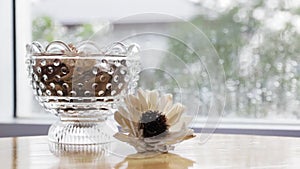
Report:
118,106,130,117
166,103,185,126
148,90,159,110
114,88,195,154
164,129,194,145
123,99,138,123
158,94,173,113
144,123,194,145
144,89,151,102
118,106,140,134
128,95,142,112
137,88,148,111
125,95,141,122
114,133,146,150
163,96,174,114
114,111,128,129
169,116,193,132
114,111,138,136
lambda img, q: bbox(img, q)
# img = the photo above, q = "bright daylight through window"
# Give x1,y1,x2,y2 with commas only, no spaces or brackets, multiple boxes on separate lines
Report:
15,0,300,127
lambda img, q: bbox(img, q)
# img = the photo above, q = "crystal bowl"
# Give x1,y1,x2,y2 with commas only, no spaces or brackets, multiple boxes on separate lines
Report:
26,40,140,154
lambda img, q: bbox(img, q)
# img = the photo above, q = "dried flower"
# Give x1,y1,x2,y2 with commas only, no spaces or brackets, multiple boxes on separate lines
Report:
114,88,195,154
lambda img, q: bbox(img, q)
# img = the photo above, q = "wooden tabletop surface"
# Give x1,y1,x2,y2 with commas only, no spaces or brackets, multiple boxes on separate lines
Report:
1,133,300,169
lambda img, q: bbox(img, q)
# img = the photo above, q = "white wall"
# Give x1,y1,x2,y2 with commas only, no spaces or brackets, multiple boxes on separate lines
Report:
0,0,13,118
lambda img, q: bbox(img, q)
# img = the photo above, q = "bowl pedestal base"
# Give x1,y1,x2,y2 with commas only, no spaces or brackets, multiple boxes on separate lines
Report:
48,117,116,156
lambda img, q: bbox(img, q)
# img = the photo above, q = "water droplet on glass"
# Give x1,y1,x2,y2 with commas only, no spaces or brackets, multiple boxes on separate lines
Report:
57,90,63,96
54,75,61,82
120,68,126,75
84,91,91,96
61,66,68,75
69,59,76,67
118,83,123,89
41,59,46,66
37,88,42,95
36,67,42,74
256,82,261,88
251,99,257,104
256,89,262,95
100,59,108,68
113,75,119,82
274,81,280,87
47,67,54,74
99,75,106,82
92,83,98,89
43,74,48,81
124,75,130,82
46,90,52,96
223,28,229,34
39,82,45,89
121,60,126,66
32,82,37,89
247,93,253,98
111,90,116,96
77,83,83,88
108,68,114,75
106,83,112,90
53,59,60,66
98,90,104,96
267,91,272,95
62,83,69,89
31,60,36,66
92,67,98,75
276,62,283,71
33,74,38,81
70,91,77,96
50,83,55,89
114,60,121,67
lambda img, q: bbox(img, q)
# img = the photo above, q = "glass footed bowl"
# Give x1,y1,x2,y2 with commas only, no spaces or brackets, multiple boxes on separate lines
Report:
26,40,140,155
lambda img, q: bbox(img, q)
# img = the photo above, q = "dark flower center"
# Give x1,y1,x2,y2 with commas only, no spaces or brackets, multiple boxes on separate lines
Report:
139,110,168,138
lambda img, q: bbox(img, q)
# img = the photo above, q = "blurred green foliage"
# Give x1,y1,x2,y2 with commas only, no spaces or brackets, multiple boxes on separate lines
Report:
32,16,55,42
32,15,95,43
163,0,300,118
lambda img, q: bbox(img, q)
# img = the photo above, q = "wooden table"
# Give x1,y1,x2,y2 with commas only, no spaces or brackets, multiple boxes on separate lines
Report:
1,133,300,169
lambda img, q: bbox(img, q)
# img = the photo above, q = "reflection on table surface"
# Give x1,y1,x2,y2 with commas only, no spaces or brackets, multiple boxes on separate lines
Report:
1,133,300,169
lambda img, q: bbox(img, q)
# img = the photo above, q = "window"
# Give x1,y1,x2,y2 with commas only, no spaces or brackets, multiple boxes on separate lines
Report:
9,0,300,132
0,0,13,120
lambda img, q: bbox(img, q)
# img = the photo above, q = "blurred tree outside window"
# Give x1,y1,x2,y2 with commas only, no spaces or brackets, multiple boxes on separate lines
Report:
30,0,300,120
162,0,300,119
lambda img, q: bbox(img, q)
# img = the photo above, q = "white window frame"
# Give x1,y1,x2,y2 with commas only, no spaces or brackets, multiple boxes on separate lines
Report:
0,0,14,120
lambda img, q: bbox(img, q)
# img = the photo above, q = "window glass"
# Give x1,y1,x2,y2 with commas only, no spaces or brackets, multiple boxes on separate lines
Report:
17,0,300,123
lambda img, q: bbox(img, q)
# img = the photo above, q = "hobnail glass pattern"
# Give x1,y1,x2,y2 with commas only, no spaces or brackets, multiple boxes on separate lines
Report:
26,41,140,154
